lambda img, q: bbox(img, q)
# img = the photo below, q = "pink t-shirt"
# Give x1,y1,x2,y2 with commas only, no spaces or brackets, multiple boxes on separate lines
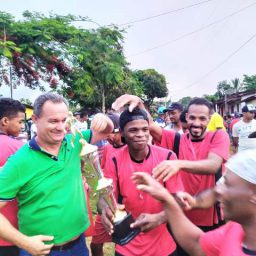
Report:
160,129,229,226
104,145,178,256
101,143,125,169
200,221,249,256
0,134,23,246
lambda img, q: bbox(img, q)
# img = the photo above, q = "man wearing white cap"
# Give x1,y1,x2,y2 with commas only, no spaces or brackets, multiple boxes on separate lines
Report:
232,104,256,153
133,149,256,256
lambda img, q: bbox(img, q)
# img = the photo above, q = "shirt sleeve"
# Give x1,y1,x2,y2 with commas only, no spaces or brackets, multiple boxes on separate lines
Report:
0,155,22,200
81,130,92,143
160,129,175,150
232,122,239,137
199,224,227,256
209,130,230,161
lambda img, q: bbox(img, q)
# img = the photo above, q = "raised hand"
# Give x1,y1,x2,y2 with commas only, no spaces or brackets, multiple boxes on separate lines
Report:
132,172,169,202
91,113,114,135
112,94,144,112
175,191,196,210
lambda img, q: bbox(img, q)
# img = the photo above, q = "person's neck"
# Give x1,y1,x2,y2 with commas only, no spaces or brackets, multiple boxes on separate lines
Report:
242,219,256,251
243,117,253,123
35,136,61,156
172,122,181,131
129,146,149,162
0,128,7,135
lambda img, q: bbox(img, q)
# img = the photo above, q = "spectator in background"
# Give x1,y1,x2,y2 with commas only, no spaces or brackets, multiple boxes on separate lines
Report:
207,105,226,132
154,106,166,128
230,111,241,134
232,104,256,153
78,112,88,131
164,102,184,133
0,98,26,256
179,109,188,134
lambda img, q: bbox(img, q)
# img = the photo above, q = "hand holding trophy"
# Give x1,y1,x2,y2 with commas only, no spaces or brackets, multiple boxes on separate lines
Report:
66,112,140,245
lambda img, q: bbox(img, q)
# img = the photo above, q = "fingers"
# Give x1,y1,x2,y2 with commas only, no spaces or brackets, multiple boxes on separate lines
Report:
101,207,114,235
130,214,146,229
38,235,54,242
152,161,175,181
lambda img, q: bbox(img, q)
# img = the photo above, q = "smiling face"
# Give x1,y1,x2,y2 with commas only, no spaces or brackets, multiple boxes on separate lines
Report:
121,119,149,152
33,100,68,146
215,170,256,223
186,104,210,140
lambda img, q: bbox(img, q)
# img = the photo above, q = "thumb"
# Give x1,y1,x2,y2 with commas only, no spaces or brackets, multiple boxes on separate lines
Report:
117,204,125,210
39,235,54,242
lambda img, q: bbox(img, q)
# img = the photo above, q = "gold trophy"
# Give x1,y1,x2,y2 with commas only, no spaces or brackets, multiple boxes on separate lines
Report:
66,112,140,245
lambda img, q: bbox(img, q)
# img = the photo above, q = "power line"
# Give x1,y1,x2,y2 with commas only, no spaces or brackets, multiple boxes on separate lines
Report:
117,0,216,27
173,31,256,93
129,1,256,57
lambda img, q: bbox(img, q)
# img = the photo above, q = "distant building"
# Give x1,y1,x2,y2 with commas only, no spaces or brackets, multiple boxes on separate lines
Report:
215,89,256,116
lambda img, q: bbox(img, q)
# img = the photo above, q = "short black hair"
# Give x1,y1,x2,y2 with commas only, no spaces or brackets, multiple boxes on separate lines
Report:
0,98,26,119
120,107,149,130
180,109,187,123
187,97,212,112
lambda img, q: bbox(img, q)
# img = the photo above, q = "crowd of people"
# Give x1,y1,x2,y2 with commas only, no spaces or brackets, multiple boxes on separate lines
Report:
0,92,256,256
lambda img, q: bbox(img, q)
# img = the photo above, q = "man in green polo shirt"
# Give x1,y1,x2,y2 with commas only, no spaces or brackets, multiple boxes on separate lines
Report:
0,92,113,256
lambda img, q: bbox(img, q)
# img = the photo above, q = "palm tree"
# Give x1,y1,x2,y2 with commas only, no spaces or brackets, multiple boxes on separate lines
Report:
231,78,242,93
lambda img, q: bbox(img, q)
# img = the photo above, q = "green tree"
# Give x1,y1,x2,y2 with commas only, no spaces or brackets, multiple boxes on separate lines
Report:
242,74,256,91
134,69,168,106
231,78,242,93
178,96,192,107
216,80,232,98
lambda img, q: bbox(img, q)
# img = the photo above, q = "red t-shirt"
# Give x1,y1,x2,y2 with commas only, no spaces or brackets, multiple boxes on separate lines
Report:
104,145,178,256
160,129,229,226
0,135,23,246
200,221,249,256
230,118,240,133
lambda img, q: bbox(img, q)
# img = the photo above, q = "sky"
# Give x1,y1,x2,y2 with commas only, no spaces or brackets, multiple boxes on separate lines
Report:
1,0,256,102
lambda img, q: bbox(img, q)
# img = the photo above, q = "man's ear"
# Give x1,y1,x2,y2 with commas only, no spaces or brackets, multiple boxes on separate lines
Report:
31,114,37,123
249,194,256,205
1,117,9,126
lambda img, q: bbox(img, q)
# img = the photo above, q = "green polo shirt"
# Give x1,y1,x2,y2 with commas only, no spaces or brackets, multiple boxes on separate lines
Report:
0,130,92,244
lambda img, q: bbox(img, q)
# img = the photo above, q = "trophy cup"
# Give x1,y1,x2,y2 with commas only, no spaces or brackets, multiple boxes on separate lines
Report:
81,143,140,246
65,112,140,245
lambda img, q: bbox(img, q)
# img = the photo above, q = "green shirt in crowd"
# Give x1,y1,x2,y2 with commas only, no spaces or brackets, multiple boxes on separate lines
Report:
0,130,92,244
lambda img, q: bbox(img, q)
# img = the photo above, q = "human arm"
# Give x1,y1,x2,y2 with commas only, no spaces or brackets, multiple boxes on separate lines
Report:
112,94,163,142
130,211,167,232
132,172,205,256
0,202,54,256
232,123,239,153
152,152,223,181
175,189,217,210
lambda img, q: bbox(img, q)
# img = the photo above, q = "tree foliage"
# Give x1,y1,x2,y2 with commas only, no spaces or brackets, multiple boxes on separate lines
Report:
243,74,256,91
134,69,168,106
0,11,150,111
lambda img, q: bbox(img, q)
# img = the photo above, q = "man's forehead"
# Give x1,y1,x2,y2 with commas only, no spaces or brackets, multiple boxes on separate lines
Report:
187,104,210,114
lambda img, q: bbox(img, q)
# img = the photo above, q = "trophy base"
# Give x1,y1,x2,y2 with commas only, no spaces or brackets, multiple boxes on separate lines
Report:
112,213,140,246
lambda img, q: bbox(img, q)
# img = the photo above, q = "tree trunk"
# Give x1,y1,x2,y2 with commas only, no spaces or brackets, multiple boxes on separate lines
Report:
101,85,105,113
